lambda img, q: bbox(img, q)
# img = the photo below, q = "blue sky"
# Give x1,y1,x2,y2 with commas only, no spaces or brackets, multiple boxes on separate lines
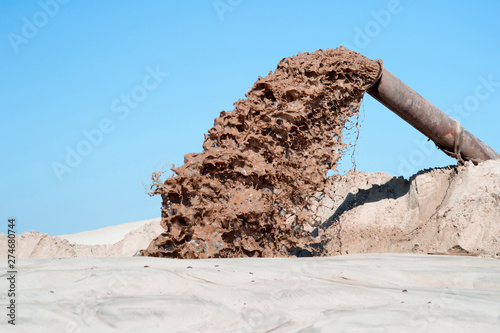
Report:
2,1,499,235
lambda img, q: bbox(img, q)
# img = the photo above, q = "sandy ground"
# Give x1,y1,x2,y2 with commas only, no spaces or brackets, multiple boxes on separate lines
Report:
1,254,499,332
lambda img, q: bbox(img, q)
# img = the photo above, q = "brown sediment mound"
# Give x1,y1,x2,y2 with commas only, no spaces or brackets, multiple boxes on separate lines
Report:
141,47,381,258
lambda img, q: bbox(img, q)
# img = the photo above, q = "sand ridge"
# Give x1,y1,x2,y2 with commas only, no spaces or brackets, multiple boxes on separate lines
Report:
0,218,162,258
314,160,500,258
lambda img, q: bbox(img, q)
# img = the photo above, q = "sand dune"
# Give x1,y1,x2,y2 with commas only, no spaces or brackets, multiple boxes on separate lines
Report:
0,218,162,258
57,218,161,246
2,254,499,332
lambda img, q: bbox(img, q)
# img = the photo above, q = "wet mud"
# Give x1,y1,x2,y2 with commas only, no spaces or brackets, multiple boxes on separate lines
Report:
141,47,381,258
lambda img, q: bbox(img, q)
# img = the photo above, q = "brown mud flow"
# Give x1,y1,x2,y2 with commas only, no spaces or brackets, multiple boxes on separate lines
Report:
141,47,381,258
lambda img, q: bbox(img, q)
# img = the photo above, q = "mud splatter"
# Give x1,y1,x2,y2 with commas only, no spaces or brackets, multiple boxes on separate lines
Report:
141,47,381,258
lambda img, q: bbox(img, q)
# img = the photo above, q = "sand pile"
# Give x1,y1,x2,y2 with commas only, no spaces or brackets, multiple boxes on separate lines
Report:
0,218,162,258
1,162,499,259
141,47,381,258
316,160,500,257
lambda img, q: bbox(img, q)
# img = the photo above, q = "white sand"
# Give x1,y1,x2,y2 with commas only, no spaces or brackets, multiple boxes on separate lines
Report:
2,254,499,332
57,218,160,246
0,218,163,258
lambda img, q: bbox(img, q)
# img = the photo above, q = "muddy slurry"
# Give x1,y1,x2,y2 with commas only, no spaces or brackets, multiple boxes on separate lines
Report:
141,47,381,258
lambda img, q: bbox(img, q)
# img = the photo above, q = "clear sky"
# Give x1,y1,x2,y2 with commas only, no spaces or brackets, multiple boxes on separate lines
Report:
2,1,500,235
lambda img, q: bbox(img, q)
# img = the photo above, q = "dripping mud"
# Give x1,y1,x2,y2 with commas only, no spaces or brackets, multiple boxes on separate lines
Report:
141,47,381,258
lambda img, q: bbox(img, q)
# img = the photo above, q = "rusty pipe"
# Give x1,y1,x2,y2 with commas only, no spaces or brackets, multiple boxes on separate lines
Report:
367,62,500,164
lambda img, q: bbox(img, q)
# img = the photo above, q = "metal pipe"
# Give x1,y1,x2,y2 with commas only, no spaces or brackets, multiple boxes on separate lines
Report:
367,63,500,164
